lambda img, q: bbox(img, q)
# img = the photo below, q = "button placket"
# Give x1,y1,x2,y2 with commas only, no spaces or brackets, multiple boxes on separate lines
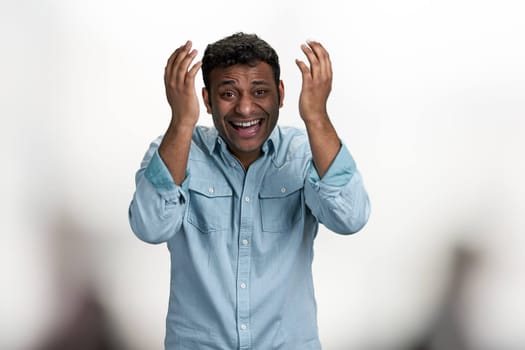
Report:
237,200,252,348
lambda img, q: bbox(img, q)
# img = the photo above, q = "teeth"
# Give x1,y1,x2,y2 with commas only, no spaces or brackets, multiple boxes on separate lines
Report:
232,120,260,128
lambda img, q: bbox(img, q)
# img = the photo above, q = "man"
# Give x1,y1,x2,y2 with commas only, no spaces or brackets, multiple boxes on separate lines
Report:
129,32,370,350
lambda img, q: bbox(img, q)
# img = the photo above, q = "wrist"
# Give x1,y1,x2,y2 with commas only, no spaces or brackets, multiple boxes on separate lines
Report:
301,112,330,126
169,115,198,130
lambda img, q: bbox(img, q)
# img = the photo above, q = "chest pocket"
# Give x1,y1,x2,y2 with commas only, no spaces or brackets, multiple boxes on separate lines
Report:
259,177,304,233
187,179,233,233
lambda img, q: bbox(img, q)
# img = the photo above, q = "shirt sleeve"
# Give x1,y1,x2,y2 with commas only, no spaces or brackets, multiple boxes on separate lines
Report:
305,143,371,234
144,149,189,201
307,143,356,188
128,138,189,244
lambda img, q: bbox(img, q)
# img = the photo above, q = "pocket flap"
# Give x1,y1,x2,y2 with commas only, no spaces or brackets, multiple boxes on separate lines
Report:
188,179,232,197
259,177,304,198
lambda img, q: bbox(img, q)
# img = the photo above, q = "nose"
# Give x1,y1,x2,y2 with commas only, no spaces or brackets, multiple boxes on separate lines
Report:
234,94,256,116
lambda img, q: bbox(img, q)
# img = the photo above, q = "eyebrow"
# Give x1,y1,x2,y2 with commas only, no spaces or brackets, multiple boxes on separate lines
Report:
251,80,271,86
217,79,271,88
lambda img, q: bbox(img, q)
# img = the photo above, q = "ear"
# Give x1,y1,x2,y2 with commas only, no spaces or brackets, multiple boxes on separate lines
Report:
202,87,212,114
278,80,285,108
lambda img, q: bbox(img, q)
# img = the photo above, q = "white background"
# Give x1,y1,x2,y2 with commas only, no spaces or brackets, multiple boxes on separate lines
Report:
1,0,524,349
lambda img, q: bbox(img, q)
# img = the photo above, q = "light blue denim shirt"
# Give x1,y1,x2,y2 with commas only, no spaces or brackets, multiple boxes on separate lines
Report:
129,125,370,350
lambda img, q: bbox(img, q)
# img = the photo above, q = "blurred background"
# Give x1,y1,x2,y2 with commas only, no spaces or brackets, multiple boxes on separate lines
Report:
1,0,524,349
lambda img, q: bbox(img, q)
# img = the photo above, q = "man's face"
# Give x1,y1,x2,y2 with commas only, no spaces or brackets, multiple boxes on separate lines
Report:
202,62,284,168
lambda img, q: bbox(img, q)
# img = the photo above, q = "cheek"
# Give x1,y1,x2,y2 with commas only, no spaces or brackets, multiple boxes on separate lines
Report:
211,102,228,119
212,111,228,132
212,114,222,128
266,105,280,122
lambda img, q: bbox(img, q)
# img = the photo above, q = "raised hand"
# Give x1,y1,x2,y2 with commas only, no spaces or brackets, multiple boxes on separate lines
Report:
159,40,202,185
295,40,340,178
164,40,202,128
295,41,333,123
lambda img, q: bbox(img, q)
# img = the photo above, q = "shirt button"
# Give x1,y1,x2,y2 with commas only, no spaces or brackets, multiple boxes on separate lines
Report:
280,187,286,193
240,324,248,330
230,162,236,167
242,239,249,246
240,282,246,289
244,196,250,202
208,187,214,194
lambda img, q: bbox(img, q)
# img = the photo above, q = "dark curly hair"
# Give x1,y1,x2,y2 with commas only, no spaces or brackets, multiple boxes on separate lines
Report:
202,32,280,92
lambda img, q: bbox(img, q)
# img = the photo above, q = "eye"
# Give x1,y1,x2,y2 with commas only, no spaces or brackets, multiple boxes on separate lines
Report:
221,90,236,98
254,89,267,96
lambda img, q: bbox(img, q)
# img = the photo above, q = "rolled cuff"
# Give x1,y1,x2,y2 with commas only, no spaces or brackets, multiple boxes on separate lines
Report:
308,143,356,189
144,150,188,203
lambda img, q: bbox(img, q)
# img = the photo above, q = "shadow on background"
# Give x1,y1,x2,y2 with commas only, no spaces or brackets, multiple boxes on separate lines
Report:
35,288,123,350
410,245,478,350
32,213,126,350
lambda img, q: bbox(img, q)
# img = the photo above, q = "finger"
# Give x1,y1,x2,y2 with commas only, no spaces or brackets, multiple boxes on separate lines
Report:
178,48,199,84
172,41,194,82
172,40,192,66
186,60,203,85
307,41,330,61
166,41,191,75
306,40,331,79
165,41,190,82
295,59,310,78
166,41,190,70
300,43,318,77
173,40,191,75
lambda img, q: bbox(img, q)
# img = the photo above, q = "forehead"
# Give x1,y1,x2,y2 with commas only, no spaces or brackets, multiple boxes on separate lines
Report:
209,61,274,88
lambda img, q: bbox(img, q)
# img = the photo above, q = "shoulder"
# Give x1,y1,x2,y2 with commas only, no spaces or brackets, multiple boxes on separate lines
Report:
189,125,217,160
194,125,218,141
272,126,311,166
275,126,310,155
150,126,217,160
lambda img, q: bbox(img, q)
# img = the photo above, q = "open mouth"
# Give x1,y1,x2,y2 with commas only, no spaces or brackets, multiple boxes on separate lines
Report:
230,119,262,129
229,119,263,138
